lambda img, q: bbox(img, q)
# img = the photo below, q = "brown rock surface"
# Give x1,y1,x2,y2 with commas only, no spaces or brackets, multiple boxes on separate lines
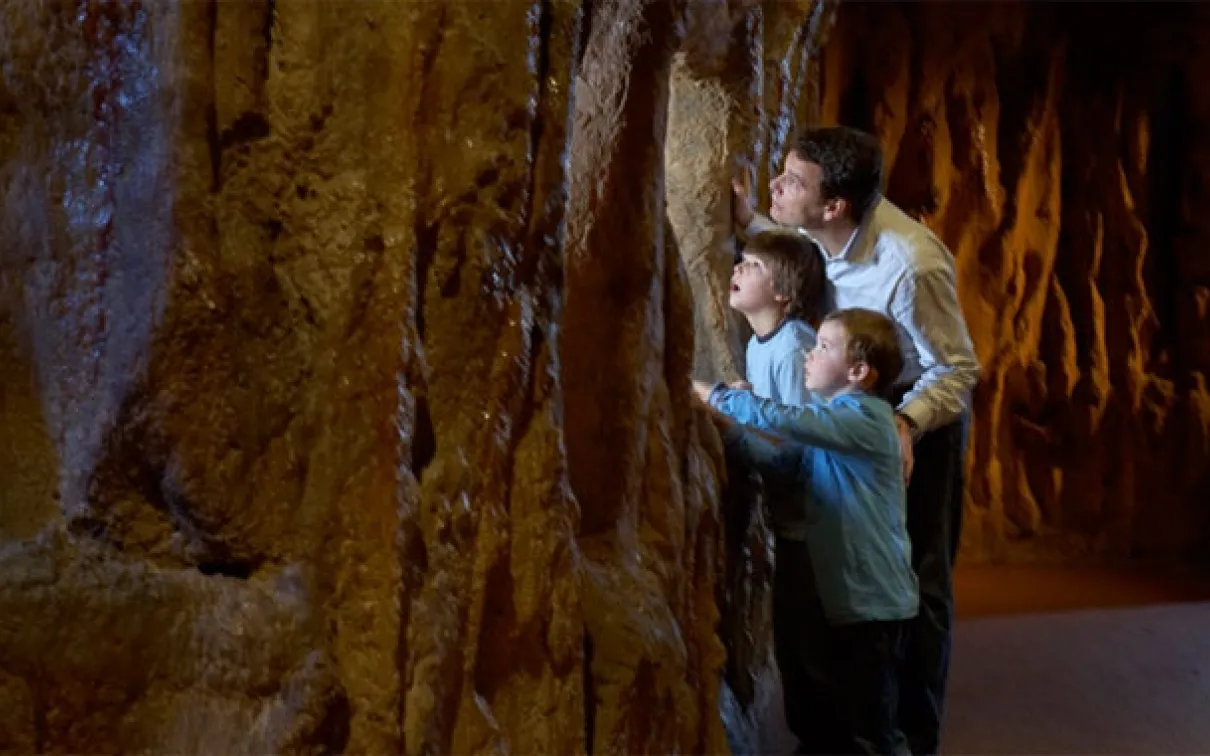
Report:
819,1,1210,562
0,0,737,753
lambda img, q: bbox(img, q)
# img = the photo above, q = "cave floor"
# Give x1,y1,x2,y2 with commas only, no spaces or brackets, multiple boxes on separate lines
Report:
943,564,1210,754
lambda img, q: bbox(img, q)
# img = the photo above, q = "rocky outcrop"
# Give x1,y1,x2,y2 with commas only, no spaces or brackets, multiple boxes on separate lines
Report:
818,1,1210,562
562,0,729,752
0,0,734,752
2,0,411,749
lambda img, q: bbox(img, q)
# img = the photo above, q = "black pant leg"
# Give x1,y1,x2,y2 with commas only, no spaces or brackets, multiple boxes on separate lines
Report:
773,538,847,755
835,620,907,756
898,416,968,755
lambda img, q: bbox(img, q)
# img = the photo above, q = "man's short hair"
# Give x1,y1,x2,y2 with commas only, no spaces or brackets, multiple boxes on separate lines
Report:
745,230,828,326
823,308,904,399
791,126,884,224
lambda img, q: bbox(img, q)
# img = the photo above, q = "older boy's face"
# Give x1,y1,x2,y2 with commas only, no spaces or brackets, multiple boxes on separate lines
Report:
769,153,832,231
804,319,858,397
729,253,781,315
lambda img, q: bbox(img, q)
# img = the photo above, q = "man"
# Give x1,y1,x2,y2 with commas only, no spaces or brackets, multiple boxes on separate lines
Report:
733,126,980,755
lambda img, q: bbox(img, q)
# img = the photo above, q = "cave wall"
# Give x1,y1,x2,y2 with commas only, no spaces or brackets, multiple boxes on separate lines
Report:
0,0,740,752
818,0,1210,562
5,0,1209,752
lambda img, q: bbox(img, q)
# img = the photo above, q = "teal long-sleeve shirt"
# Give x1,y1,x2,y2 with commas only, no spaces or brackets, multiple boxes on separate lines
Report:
710,386,919,626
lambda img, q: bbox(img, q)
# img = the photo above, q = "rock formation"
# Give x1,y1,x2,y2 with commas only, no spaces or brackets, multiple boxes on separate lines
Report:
0,0,764,751
818,0,1210,563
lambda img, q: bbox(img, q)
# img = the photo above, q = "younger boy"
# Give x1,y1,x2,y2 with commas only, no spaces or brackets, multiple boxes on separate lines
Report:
694,307,918,756
729,229,827,406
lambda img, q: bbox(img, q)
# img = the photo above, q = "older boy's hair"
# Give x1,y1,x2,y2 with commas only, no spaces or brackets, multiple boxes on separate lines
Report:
823,308,904,399
791,126,884,224
744,230,827,326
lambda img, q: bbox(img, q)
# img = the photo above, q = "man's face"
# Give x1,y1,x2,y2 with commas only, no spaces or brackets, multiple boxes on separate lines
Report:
769,152,832,231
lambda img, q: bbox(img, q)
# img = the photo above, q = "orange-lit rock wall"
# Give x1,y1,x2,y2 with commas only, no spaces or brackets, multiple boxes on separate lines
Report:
818,0,1210,563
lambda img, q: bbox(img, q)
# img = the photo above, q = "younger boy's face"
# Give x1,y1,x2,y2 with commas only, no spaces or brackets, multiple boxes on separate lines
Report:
804,320,860,397
729,253,783,315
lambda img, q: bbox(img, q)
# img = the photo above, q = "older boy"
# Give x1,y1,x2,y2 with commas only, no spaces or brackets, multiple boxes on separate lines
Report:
729,229,827,407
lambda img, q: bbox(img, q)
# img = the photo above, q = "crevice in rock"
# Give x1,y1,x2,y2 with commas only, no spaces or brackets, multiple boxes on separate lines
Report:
410,393,437,483
1144,67,1189,381
583,632,596,755
575,0,594,70
413,221,437,342
219,111,271,151
206,0,221,192
262,0,277,64
196,557,259,580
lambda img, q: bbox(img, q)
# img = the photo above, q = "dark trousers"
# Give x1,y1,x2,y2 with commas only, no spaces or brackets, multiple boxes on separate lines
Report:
897,416,969,755
774,538,907,756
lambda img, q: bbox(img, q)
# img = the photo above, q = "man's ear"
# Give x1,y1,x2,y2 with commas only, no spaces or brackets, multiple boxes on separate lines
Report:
823,196,849,223
848,361,874,388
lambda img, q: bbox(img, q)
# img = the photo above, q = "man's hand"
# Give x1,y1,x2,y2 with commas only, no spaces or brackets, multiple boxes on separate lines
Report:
731,170,755,229
894,415,916,483
729,380,752,391
691,380,716,404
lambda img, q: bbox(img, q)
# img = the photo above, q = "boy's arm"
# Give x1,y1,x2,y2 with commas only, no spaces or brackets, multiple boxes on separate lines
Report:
718,416,802,476
708,386,885,454
695,389,798,470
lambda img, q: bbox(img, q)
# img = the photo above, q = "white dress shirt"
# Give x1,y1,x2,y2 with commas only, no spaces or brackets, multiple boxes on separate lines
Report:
745,196,980,436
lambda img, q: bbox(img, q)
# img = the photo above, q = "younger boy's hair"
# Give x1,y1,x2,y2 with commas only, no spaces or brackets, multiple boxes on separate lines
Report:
744,230,827,326
823,308,904,399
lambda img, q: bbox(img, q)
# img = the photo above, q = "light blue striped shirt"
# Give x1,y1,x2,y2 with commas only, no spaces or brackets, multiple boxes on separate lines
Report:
745,196,980,435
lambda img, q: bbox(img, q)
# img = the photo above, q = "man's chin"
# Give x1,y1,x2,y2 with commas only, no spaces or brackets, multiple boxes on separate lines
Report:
769,206,798,226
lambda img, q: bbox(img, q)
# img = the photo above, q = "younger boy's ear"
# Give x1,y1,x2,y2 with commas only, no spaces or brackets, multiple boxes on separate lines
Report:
848,361,873,387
